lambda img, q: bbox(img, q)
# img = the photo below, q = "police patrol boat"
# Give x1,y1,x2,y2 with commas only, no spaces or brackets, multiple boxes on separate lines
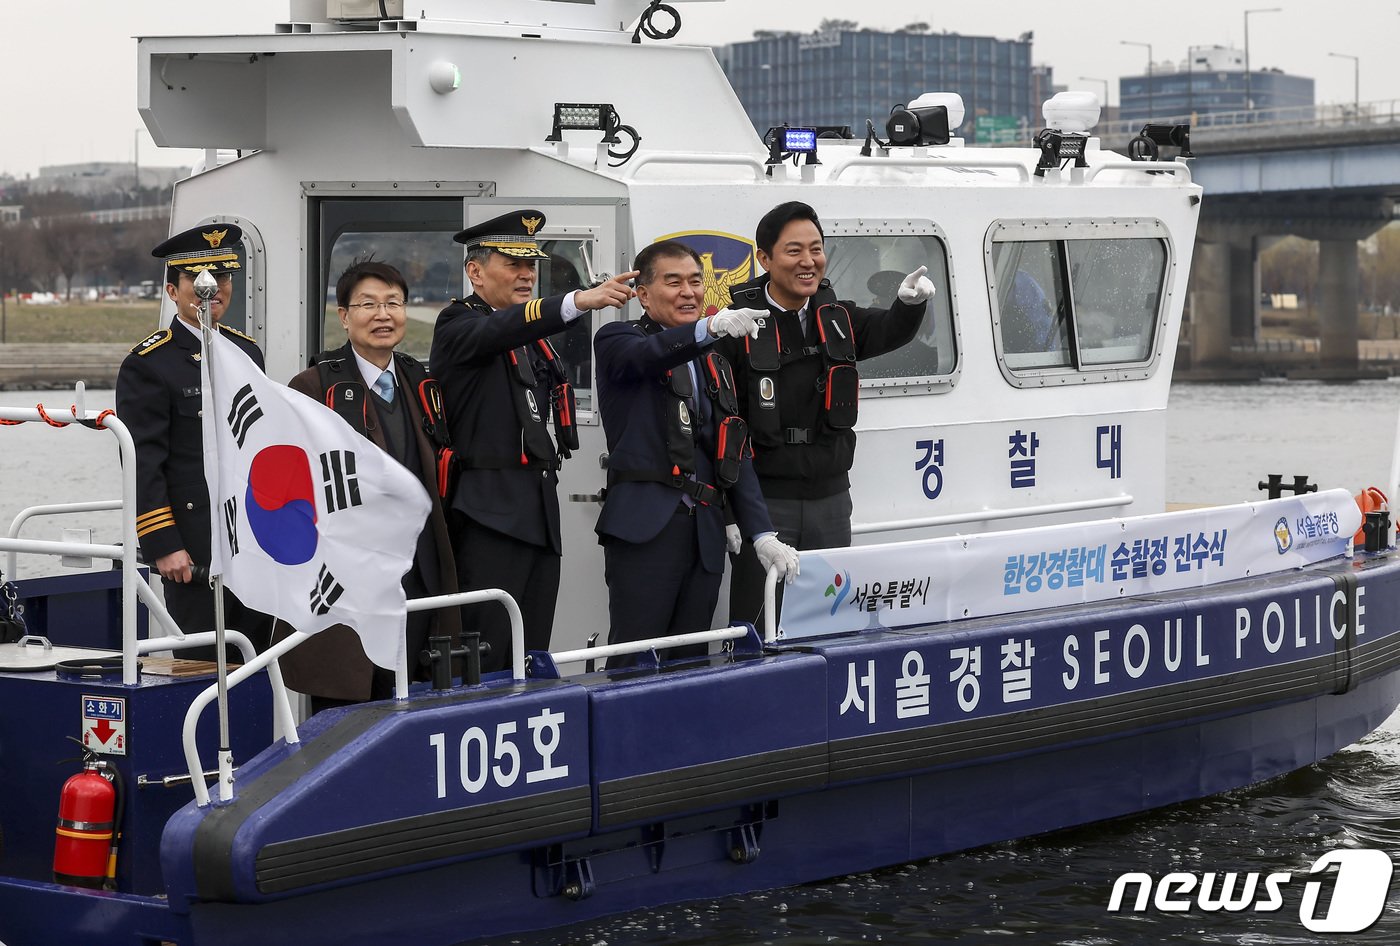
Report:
1,1,1398,943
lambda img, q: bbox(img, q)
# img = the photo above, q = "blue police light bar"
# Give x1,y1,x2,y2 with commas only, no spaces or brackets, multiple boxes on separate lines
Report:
783,128,818,153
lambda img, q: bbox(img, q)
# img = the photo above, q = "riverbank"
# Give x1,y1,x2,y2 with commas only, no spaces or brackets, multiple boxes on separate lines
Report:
0,343,132,389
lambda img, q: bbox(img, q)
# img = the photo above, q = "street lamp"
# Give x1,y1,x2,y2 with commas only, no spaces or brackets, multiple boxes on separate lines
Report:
1244,7,1282,113
1079,75,1110,111
1120,41,1153,120
1328,51,1360,114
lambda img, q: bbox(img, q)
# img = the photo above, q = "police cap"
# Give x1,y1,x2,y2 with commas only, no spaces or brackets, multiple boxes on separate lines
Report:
152,224,244,276
453,210,550,260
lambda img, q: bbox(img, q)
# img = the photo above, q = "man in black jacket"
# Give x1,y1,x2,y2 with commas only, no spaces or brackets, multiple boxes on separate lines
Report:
116,224,274,657
430,209,634,672
717,201,936,625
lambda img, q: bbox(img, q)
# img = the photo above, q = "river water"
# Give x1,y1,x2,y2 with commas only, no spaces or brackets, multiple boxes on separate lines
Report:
3,382,1399,943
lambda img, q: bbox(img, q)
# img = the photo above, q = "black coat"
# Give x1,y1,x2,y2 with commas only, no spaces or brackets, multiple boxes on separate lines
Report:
278,344,462,701
429,292,571,553
116,318,265,566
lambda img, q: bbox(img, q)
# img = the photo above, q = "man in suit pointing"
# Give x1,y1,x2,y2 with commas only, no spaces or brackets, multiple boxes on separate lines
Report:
593,240,799,660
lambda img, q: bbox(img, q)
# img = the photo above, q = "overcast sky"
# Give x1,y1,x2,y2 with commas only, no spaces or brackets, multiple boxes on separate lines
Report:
1,0,1394,179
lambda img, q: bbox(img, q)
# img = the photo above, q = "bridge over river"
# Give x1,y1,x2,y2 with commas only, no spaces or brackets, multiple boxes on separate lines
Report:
1099,101,1400,374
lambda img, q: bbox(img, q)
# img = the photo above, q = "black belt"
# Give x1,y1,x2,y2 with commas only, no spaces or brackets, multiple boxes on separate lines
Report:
608,470,721,507
673,500,697,517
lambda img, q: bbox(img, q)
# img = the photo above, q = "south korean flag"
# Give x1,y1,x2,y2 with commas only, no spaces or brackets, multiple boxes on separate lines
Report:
200,330,431,671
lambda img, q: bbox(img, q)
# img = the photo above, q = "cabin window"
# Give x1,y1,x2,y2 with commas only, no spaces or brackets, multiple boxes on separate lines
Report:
536,239,595,394
319,236,462,360
987,219,1172,386
823,232,958,384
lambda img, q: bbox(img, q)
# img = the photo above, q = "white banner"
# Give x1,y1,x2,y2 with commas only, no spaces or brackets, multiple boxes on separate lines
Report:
200,329,431,670
778,490,1361,641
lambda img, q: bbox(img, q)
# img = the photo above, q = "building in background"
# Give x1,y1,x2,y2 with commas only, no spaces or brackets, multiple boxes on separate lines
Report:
29,162,186,199
716,25,1049,145
1118,46,1314,125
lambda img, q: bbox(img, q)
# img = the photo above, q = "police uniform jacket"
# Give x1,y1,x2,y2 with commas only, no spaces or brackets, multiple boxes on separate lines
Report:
275,344,462,701
594,316,773,575
429,292,569,554
714,273,926,501
116,318,264,567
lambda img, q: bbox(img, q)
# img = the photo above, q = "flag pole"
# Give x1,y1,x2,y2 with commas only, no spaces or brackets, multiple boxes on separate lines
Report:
193,269,235,803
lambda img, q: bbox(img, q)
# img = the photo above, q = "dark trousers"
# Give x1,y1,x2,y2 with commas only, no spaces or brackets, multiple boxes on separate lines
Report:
453,515,559,674
604,506,722,668
728,489,854,627
164,579,275,663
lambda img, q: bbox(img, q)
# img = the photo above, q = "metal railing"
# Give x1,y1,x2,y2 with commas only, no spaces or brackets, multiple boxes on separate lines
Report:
180,587,526,806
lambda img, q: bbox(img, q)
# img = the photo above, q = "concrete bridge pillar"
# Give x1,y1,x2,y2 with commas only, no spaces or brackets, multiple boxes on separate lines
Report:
1229,240,1260,340
1318,238,1360,367
1189,240,1233,367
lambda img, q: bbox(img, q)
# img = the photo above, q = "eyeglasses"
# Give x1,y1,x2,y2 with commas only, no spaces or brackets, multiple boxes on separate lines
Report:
347,301,406,314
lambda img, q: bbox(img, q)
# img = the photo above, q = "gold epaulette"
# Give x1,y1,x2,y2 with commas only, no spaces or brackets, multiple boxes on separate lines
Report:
131,329,172,356
218,324,257,344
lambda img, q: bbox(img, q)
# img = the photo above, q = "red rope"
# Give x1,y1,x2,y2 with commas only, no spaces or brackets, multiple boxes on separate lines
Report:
35,403,70,428
0,406,112,427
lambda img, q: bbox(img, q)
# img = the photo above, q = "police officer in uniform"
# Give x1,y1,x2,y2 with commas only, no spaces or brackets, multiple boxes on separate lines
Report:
716,201,936,625
115,224,273,655
284,258,461,710
593,240,798,662
430,210,634,672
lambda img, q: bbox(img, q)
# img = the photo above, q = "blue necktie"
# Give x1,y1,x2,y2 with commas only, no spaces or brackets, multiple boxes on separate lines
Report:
374,369,395,404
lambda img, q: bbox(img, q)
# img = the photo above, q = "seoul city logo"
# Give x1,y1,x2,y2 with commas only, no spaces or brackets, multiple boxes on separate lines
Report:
824,571,852,615
1108,849,1393,933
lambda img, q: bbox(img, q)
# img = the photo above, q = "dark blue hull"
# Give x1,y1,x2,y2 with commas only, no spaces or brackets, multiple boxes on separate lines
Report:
2,554,1398,946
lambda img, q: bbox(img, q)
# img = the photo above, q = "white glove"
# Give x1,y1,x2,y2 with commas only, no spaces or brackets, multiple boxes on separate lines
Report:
707,307,766,340
753,534,801,585
897,265,936,305
725,523,743,556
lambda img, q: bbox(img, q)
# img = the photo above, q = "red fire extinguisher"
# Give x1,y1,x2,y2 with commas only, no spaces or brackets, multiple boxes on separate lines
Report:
53,755,120,889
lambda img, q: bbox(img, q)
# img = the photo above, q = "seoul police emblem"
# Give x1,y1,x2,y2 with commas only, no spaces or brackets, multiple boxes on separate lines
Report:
654,230,757,316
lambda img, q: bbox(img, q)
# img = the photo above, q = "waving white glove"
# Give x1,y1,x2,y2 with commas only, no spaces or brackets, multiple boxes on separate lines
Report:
897,265,936,305
707,307,766,340
753,534,801,585
725,524,743,556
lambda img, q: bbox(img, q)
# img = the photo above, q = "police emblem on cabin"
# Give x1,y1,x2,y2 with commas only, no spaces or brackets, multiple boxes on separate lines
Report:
202,228,229,248
656,231,756,316
1273,517,1293,554
521,216,543,236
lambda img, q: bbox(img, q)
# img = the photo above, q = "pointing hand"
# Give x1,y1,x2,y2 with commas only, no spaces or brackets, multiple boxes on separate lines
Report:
897,265,936,305
576,271,639,311
708,307,767,340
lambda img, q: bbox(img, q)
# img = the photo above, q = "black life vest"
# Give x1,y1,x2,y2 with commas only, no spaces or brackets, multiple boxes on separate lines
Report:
607,320,749,507
730,279,860,447
312,351,457,497
454,298,576,472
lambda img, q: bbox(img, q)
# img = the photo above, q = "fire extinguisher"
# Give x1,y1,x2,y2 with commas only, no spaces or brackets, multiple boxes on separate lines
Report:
53,748,123,890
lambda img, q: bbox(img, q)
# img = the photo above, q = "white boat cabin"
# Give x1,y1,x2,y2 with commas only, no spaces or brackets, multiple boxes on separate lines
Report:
136,0,1200,651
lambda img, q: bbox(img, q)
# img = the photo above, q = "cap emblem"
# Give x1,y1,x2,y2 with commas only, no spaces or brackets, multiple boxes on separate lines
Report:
521,216,542,236
202,228,229,249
